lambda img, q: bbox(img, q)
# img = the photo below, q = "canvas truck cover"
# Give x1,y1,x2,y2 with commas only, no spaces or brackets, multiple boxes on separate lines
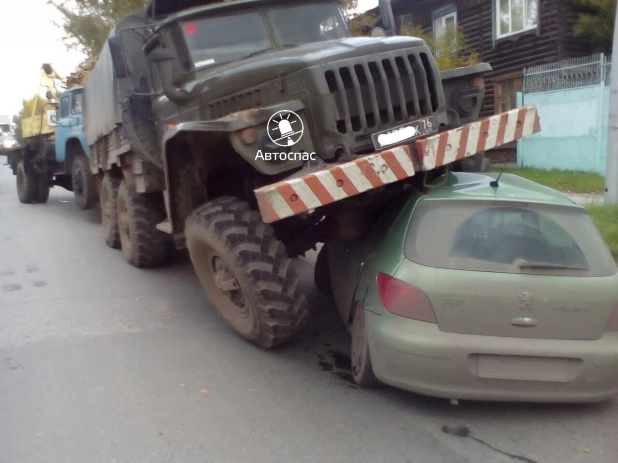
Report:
84,10,154,147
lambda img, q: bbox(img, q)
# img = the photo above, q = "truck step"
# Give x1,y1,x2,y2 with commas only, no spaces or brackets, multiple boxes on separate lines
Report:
253,105,540,224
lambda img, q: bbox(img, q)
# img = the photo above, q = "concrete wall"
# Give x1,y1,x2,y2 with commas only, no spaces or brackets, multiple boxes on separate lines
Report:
517,86,610,174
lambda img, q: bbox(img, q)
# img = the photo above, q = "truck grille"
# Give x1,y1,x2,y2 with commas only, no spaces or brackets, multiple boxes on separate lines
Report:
324,51,441,135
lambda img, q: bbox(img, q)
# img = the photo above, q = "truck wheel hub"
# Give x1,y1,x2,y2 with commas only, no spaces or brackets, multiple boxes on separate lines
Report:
211,256,246,314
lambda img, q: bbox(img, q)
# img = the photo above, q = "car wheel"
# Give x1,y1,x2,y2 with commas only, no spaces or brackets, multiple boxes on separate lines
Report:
314,244,332,295
350,302,378,387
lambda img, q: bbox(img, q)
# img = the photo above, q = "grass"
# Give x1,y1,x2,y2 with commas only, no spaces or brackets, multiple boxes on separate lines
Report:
492,167,605,195
586,204,618,260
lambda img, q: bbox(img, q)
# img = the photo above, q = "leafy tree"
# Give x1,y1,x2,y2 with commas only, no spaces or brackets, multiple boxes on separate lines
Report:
348,12,380,37
339,0,359,20
48,0,148,59
401,23,480,71
573,0,616,54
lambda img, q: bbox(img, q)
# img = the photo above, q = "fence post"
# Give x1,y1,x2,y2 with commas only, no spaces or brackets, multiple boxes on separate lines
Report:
604,6,618,204
596,53,607,175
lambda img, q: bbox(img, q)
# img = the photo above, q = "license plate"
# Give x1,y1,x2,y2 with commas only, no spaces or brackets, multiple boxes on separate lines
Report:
371,116,437,151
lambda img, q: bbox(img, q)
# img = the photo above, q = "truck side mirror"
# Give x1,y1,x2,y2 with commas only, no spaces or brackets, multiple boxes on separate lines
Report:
108,36,129,79
370,27,386,37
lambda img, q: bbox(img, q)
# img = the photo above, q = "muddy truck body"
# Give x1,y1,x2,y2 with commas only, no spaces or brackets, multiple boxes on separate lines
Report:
64,0,540,348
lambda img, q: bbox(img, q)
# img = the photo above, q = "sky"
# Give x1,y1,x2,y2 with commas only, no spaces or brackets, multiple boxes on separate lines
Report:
0,0,378,117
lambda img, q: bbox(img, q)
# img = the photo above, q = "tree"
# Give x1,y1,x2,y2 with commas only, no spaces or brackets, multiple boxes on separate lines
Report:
573,0,616,54
48,0,148,59
401,23,480,71
348,12,380,37
339,0,359,20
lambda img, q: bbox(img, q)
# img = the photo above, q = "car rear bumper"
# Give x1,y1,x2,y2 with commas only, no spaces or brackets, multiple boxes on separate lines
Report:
366,310,618,403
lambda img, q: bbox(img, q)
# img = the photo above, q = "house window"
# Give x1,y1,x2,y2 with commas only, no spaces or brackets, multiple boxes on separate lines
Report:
434,11,457,43
496,0,538,39
494,75,522,114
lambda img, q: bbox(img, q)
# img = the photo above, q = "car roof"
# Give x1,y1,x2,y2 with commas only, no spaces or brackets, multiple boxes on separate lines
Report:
420,172,584,210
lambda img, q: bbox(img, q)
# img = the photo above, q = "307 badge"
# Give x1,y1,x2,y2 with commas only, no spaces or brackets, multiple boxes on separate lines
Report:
371,116,437,151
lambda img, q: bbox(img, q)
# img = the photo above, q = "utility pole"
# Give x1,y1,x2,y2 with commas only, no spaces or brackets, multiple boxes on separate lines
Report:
604,4,618,204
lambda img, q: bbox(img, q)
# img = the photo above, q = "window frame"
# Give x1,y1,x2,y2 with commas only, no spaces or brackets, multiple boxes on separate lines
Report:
494,0,540,41
58,94,70,119
433,11,458,43
70,90,83,115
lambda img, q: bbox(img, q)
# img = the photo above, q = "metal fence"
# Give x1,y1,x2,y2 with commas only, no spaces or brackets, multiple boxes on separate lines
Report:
523,53,611,94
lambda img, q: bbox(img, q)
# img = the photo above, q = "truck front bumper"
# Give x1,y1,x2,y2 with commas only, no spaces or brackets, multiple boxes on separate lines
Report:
253,105,540,224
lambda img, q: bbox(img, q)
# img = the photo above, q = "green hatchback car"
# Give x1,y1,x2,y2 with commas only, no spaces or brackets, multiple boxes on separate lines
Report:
316,172,618,403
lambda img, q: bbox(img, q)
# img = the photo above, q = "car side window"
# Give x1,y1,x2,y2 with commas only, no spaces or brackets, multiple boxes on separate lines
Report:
59,95,70,119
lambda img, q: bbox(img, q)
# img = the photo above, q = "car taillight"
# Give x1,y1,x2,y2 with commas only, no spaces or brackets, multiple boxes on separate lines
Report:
376,273,437,323
605,304,618,332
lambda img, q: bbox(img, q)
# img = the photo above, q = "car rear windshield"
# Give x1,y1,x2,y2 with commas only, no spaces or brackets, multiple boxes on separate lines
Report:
181,12,272,68
403,200,617,277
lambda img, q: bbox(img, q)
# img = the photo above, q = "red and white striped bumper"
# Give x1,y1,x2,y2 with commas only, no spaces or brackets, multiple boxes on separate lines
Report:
254,105,540,224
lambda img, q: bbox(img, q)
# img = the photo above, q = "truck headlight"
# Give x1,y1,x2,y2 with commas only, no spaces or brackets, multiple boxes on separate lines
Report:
2,139,15,148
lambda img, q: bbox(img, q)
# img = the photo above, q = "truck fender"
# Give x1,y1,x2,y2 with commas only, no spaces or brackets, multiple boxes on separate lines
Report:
65,134,90,173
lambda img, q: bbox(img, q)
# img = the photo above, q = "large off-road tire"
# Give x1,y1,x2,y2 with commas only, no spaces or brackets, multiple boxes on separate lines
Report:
72,153,98,210
35,175,50,204
314,244,332,295
16,160,38,204
100,173,121,249
116,179,168,268
185,196,309,349
351,303,378,387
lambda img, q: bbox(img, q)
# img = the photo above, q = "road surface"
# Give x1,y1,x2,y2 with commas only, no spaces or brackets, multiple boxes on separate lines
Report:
0,158,616,463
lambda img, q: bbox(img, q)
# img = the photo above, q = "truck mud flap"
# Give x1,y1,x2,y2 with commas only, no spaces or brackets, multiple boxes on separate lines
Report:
254,105,541,224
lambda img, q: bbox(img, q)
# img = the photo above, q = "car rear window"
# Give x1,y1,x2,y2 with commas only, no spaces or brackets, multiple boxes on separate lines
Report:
403,200,617,277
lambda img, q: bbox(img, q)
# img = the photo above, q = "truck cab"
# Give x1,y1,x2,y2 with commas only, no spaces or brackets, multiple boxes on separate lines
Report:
54,87,89,169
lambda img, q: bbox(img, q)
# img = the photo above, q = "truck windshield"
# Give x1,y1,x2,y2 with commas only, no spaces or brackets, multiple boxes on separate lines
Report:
182,12,272,68
0,124,10,133
268,3,349,47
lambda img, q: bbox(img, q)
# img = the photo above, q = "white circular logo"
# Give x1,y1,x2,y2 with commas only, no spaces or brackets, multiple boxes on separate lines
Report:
267,110,304,147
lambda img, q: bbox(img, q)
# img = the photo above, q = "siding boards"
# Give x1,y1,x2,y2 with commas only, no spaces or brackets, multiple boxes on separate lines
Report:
389,0,590,117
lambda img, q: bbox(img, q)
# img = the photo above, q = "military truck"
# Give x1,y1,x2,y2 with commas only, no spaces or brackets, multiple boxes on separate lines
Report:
5,66,97,209
30,0,541,349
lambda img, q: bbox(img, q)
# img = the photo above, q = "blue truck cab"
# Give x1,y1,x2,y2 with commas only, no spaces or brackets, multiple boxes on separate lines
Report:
7,86,98,209
55,87,89,165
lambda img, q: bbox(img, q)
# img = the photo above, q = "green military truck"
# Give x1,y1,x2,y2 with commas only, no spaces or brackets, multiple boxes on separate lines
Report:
73,0,539,348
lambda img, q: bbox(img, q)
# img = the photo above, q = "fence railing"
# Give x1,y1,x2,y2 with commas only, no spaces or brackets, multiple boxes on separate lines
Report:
523,53,611,94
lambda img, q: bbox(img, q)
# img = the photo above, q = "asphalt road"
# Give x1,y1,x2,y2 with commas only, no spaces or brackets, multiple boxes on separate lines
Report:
0,158,616,463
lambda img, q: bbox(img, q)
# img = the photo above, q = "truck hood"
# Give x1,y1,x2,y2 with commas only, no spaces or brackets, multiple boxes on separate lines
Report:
193,36,427,99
